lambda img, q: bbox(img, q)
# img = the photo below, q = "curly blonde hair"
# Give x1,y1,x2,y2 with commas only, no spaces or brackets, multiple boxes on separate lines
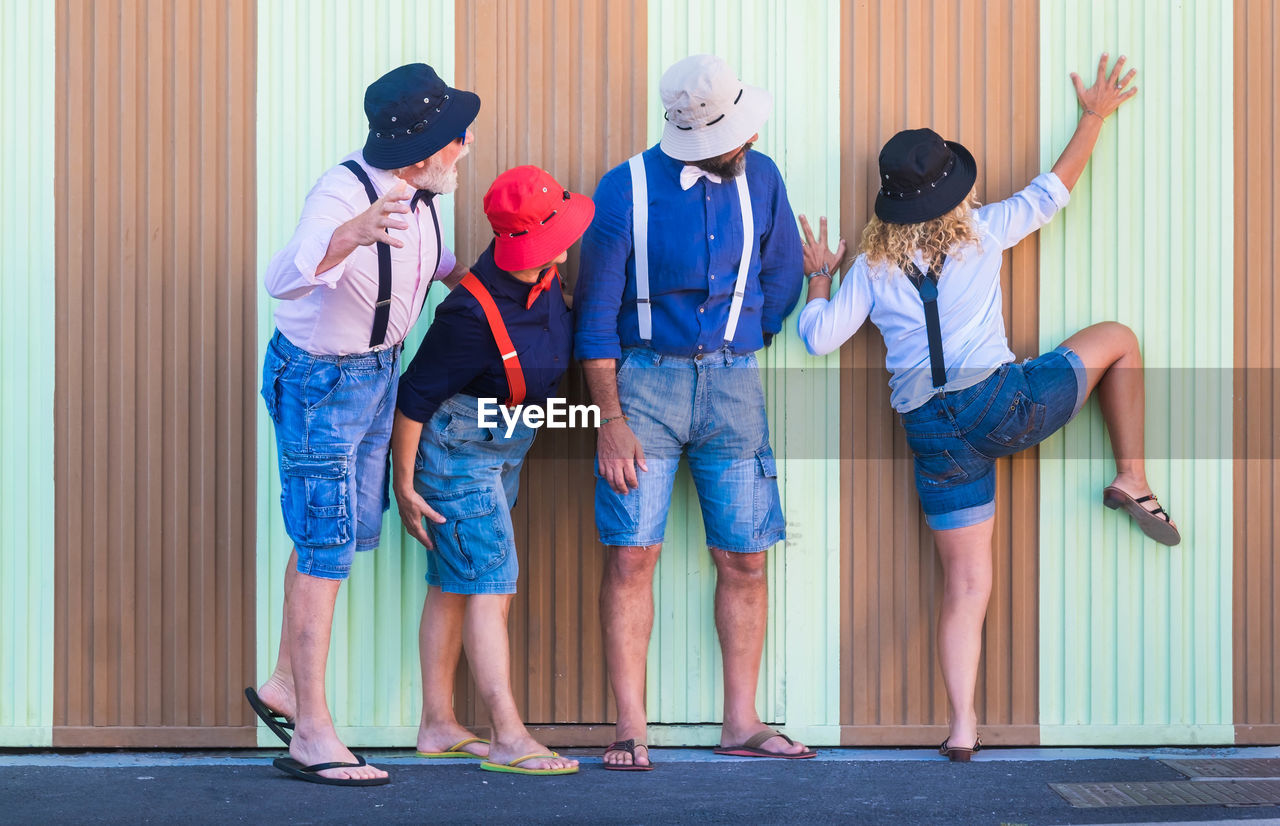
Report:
859,190,982,275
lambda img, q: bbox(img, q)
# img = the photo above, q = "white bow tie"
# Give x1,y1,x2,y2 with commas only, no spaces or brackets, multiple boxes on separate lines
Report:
679,165,723,190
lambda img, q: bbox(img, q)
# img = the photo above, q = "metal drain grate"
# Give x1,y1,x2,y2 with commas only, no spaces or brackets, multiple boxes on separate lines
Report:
1160,758,1280,779
1051,780,1280,808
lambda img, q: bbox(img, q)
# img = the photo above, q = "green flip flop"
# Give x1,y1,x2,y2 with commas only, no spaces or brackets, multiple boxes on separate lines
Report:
479,751,578,776
416,737,490,759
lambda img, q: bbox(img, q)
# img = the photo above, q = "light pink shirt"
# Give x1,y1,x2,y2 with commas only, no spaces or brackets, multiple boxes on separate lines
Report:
265,151,456,355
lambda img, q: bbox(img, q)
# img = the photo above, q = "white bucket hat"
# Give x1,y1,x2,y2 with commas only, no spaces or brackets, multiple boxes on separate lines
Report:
659,54,773,163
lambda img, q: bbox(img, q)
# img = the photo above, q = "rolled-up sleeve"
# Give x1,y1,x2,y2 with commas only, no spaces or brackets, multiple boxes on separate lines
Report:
573,168,631,361
396,300,488,423
977,171,1071,251
264,174,364,300
757,161,804,336
797,256,874,357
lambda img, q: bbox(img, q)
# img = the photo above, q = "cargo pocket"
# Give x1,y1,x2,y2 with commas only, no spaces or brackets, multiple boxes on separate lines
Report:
751,444,785,542
913,450,967,486
425,487,505,580
280,447,352,548
985,391,1047,451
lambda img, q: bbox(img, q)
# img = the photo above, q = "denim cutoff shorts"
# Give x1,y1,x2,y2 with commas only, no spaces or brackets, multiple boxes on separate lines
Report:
900,346,1088,531
261,330,400,580
594,347,786,553
413,394,537,595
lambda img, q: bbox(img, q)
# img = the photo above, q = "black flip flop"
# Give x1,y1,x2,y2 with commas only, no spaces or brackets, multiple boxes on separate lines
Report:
244,687,294,746
602,738,655,771
272,755,389,787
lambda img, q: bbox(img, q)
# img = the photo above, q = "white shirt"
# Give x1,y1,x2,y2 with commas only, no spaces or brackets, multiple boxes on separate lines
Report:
264,151,456,355
797,172,1071,413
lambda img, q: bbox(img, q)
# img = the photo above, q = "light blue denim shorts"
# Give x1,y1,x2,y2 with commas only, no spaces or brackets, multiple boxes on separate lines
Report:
413,394,537,595
261,330,400,580
899,346,1088,530
594,347,786,553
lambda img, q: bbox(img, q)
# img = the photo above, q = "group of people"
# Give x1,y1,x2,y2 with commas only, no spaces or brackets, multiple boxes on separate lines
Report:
246,52,1178,786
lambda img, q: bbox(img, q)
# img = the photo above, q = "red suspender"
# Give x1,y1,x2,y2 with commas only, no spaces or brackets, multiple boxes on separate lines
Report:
458,273,527,407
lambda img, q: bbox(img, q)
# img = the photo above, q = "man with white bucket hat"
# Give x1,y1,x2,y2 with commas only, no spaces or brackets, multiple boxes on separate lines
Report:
574,54,810,768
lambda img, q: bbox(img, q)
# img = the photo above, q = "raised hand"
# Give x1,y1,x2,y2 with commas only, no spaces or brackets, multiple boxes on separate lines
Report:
343,179,415,249
1071,53,1138,120
798,214,847,277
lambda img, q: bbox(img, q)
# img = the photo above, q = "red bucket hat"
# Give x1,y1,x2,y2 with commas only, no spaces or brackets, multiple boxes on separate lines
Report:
484,166,595,272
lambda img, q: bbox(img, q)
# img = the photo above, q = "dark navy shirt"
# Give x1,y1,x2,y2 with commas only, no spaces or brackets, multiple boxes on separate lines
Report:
397,244,573,423
573,145,804,360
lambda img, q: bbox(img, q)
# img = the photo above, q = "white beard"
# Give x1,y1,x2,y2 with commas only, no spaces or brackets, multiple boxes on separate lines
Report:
404,144,469,194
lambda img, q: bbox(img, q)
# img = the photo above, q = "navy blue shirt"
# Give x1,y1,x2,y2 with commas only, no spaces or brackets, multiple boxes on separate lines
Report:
573,145,804,360
397,244,573,423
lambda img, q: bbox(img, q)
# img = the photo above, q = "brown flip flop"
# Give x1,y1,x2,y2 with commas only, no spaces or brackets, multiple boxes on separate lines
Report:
939,735,982,762
602,738,655,771
1102,486,1181,546
714,729,817,759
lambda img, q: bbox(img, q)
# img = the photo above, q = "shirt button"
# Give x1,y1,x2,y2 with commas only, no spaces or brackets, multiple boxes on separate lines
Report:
698,307,705,313
710,275,716,280
706,196,711,201
697,344,703,350
543,327,549,332
709,234,715,240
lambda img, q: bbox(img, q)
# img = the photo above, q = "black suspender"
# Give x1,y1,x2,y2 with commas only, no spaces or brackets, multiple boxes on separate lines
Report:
905,254,948,389
340,160,442,349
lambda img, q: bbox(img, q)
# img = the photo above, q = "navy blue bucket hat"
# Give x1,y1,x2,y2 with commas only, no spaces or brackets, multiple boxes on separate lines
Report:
362,63,480,170
874,128,977,225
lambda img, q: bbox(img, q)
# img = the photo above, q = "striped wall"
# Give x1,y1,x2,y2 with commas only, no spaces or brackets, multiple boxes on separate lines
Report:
1233,0,1280,745
646,0,844,743
1037,0,1235,744
255,0,456,746
0,0,55,747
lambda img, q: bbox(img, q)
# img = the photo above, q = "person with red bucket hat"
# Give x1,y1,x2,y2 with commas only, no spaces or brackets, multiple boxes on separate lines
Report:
390,166,594,776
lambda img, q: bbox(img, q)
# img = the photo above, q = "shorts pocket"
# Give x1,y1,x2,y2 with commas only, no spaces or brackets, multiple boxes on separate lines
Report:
260,344,291,425
425,487,506,580
751,444,785,541
985,391,1047,450
444,410,495,452
280,446,352,548
303,360,345,411
913,449,967,486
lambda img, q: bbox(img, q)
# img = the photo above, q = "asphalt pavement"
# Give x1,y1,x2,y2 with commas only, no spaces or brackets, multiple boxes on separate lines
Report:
3,747,1280,824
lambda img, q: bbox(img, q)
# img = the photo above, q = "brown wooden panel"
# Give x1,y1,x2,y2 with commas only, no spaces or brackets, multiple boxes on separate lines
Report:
1233,0,1280,746
838,0,1040,740
54,0,256,744
453,0,647,726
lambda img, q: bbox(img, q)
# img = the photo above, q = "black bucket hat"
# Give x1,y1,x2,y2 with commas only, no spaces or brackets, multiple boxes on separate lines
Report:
874,128,977,225
362,63,480,170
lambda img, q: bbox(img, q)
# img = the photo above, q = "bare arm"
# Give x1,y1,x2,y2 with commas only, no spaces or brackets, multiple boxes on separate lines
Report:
1052,53,1138,192
582,358,647,495
390,409,445,548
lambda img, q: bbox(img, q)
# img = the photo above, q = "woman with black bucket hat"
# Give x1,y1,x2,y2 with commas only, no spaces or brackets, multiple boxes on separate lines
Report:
797,54,1178,761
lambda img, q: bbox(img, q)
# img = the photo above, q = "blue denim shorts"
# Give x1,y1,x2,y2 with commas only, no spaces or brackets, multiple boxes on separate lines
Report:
413,394,537,595
262,330,400,580
594,347,786,553
899,346,1088,531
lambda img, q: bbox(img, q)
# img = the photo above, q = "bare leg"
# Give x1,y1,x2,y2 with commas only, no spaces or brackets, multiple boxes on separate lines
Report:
464,594,577,771
933,516,996,750
256,549,299,719
600,544,661,768
286,571,387,781
1058,322,1174,526
417,587,489,757
712,548,807,756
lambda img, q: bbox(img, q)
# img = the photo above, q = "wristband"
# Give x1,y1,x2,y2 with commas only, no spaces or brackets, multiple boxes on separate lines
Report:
1082,108,1104,122
808,263,832,280
600,414,629,426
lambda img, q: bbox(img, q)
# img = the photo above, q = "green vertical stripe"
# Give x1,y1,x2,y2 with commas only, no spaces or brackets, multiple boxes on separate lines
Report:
1038,0,1234,744
256,0,455,745
646,0,843,740
0,0,54,747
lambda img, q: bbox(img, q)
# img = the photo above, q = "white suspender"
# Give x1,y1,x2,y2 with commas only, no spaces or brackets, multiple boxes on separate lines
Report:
627,153,754,346
723,173,754,344
628,154,653,342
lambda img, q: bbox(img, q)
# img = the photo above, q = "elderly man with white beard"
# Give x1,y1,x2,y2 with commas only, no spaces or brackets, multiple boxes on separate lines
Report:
245,63,479,787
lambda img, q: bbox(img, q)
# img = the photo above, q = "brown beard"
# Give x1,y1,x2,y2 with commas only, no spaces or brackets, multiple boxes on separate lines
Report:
693,141,752,178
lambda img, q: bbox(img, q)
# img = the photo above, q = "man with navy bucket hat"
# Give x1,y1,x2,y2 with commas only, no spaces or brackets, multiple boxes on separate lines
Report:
246,63,479,786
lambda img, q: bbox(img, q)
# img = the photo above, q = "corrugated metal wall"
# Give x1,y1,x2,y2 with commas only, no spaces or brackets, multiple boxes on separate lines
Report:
255,0,457,746
0,0,55,747
53,0,258,747
838,0,1042,745
452,0,646,737
1233,0,1279,746
1037,0,1234,745
646,0,843,744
